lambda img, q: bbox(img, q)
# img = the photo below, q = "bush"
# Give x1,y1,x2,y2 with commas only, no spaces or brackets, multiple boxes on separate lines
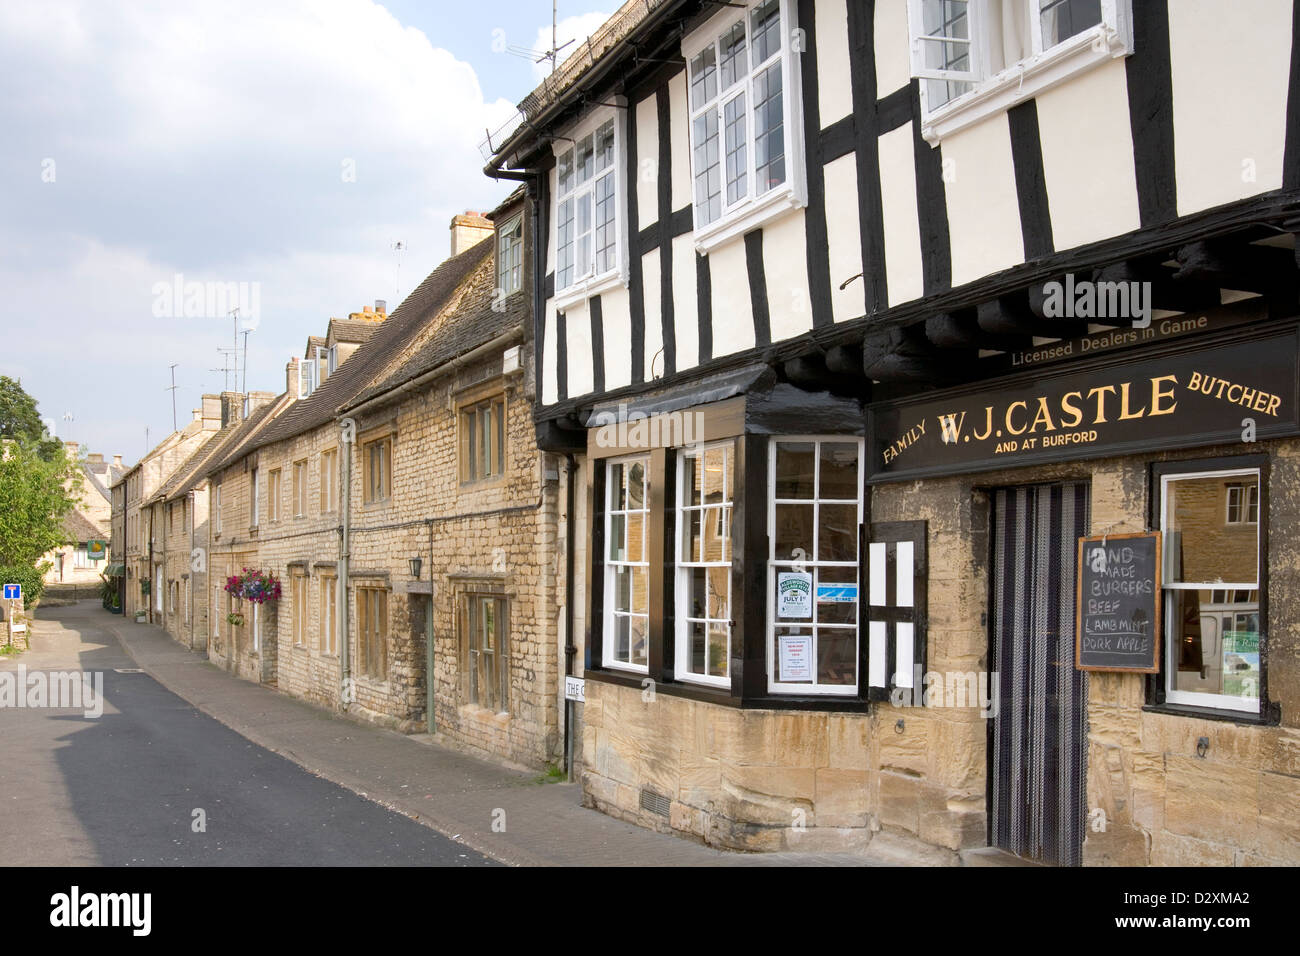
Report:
0,564,49,609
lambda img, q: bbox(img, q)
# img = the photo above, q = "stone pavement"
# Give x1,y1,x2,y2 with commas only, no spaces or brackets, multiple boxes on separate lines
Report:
48,601,1018,867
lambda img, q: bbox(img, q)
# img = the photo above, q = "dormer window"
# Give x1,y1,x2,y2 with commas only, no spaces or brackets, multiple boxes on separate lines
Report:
299,355,316,398
497,213,523,297
552,105,626,308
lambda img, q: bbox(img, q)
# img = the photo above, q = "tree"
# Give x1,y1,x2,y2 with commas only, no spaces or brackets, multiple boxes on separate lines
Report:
0,376,62,461
0,440,78,567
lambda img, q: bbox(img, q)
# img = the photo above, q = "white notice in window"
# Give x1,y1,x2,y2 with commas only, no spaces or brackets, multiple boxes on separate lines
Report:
778,634,813,682
776,571,813,618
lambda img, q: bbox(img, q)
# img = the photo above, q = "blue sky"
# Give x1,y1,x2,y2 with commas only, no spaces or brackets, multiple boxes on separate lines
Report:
0,0,611,461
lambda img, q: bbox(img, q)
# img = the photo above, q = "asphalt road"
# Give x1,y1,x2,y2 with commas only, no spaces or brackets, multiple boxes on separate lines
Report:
0,604,495,866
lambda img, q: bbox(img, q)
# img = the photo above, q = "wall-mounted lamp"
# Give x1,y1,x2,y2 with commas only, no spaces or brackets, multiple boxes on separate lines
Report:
408,555,423,579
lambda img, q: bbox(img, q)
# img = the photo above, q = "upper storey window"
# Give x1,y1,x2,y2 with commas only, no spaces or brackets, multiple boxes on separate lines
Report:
553,106,625,309
908,0,1133,144
684,0,806,252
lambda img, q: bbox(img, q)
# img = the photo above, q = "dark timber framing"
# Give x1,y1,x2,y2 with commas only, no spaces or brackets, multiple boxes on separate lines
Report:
745,230,771,348
589,295,606,394
1007,99,1055,260
1126,0,1177,226
797,0,833,329
846,0,889,312
656,86,678,377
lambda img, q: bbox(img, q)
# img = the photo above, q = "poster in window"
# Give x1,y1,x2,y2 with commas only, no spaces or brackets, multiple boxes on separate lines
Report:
776,572,812,618
778,634,813,682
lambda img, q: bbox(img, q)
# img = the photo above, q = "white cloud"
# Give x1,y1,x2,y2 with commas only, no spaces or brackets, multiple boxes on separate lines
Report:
0,0,520,458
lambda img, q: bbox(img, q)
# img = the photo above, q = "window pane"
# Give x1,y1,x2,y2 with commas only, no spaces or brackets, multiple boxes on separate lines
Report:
614,614,630,661
1040,0,1102,49
685,452,703,509
557,149,574,194
1168,589,1261,701
690,45,717,109
723,93,747,204
817,628,857,685
816,565,858,625
576,193,592,276
684,508,702,563
1164,474,1259,584
751,0,782,63
627,460,647,509
689,621,707,673
630,616,648,667
693,110,721,225
753,61,785,193
557,198,575,288
719,21,747,89
614,565,632,611
818,442,859,500
819,503,858,562
595,119,615,172
575,134,594,184
631,566,648,615
686,567,708,619
774,442,815,499
774,503,814,560
626,511,645,563
708,622,729,678
594,172,617,274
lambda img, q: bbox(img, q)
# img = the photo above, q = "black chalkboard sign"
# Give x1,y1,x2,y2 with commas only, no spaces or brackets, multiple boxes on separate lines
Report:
1075,532,1161,673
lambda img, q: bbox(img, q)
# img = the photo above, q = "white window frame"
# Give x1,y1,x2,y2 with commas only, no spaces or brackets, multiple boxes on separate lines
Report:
602,454,651,674
907,0,1134,145
298,356,316,398
1225,482,1259,525
766,436,864,696
551,102,629,311
674,441,736,688
497,213,524,297
683,0,807,254
1159,467,1261,714
213,481,222,535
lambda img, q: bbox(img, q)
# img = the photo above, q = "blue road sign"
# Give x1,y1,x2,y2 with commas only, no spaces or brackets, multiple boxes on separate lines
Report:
3,583,21,601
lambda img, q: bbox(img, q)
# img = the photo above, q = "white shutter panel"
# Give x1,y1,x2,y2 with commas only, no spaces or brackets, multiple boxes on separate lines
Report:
865,521,928,701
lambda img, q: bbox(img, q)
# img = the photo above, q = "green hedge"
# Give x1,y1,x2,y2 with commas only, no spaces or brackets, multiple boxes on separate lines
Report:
0,564,48,609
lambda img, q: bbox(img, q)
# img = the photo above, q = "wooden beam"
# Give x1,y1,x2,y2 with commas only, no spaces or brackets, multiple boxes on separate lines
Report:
1092,258,1221,315
1174,238,1298,297
782,352,867,396
924,309,1032,352
862,325,970,383
986,290,1087,338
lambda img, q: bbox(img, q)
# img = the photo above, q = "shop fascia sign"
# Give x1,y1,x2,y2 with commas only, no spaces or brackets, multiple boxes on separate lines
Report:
868,322,1300,482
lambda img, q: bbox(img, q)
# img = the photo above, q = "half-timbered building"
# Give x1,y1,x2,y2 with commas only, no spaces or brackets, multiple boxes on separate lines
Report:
485,0,1300,864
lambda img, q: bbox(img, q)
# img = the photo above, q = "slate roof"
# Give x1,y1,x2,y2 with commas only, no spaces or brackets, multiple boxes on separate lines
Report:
198,393,293,482
63,509,105,545
242,237,494,455
328,318,380,345
345,282,528,411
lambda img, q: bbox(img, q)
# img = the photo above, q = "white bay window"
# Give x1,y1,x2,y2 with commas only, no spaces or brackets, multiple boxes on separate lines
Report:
675,442,736,687
553,106,626,308
684,0,806,252
908,0,1133,144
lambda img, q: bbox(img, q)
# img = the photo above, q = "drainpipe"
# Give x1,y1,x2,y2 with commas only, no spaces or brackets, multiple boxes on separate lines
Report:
563,452,577,781
426,516,435,735
338,417,355,711
188,490,196,651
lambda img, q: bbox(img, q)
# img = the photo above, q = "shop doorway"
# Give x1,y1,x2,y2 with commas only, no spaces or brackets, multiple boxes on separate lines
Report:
989,481,1090,866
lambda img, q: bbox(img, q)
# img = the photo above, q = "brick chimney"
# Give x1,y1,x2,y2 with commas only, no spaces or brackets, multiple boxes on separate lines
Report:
113,455,123,468
87,453,103,464
287,356,299,396
201,394,223,430
246,391,275,413
450,211,493,256
220,391,244,428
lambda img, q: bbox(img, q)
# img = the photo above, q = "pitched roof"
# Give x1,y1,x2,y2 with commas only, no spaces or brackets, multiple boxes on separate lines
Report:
345,277,528,411
151,430,225,503
245,237,494,453
199,393,293,481
328,318,381,345
63,509,105,544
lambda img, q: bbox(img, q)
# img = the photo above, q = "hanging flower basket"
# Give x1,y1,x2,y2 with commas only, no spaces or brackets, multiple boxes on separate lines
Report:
224,568,282,605
226,611,245,627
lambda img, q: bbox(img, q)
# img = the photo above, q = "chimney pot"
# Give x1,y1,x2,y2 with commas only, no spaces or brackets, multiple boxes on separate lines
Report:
375,299,386,314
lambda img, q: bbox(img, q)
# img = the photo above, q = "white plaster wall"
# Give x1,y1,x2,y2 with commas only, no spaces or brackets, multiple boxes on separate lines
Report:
542,303,558,405
707,235,755,356
672,234,701,372
636,93,660,231
943,113,1025,286
815,0,853,124
565,298,594,397
601,285,633,390
824,152,868,321
874,0,913,96
668,71,694,214
642,247,665,380
1036,58,1141,250
763,208,815,342
878,125,925,306
1170,0,1291,216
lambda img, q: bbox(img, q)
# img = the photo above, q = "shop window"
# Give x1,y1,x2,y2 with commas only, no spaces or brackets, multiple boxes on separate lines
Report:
603,456,650,672
1159,466,1263,714
767,439,864,696
907,0,1133,143
463,593,509,713
357,586,388,679
460,396,506,483
675,442,735,686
